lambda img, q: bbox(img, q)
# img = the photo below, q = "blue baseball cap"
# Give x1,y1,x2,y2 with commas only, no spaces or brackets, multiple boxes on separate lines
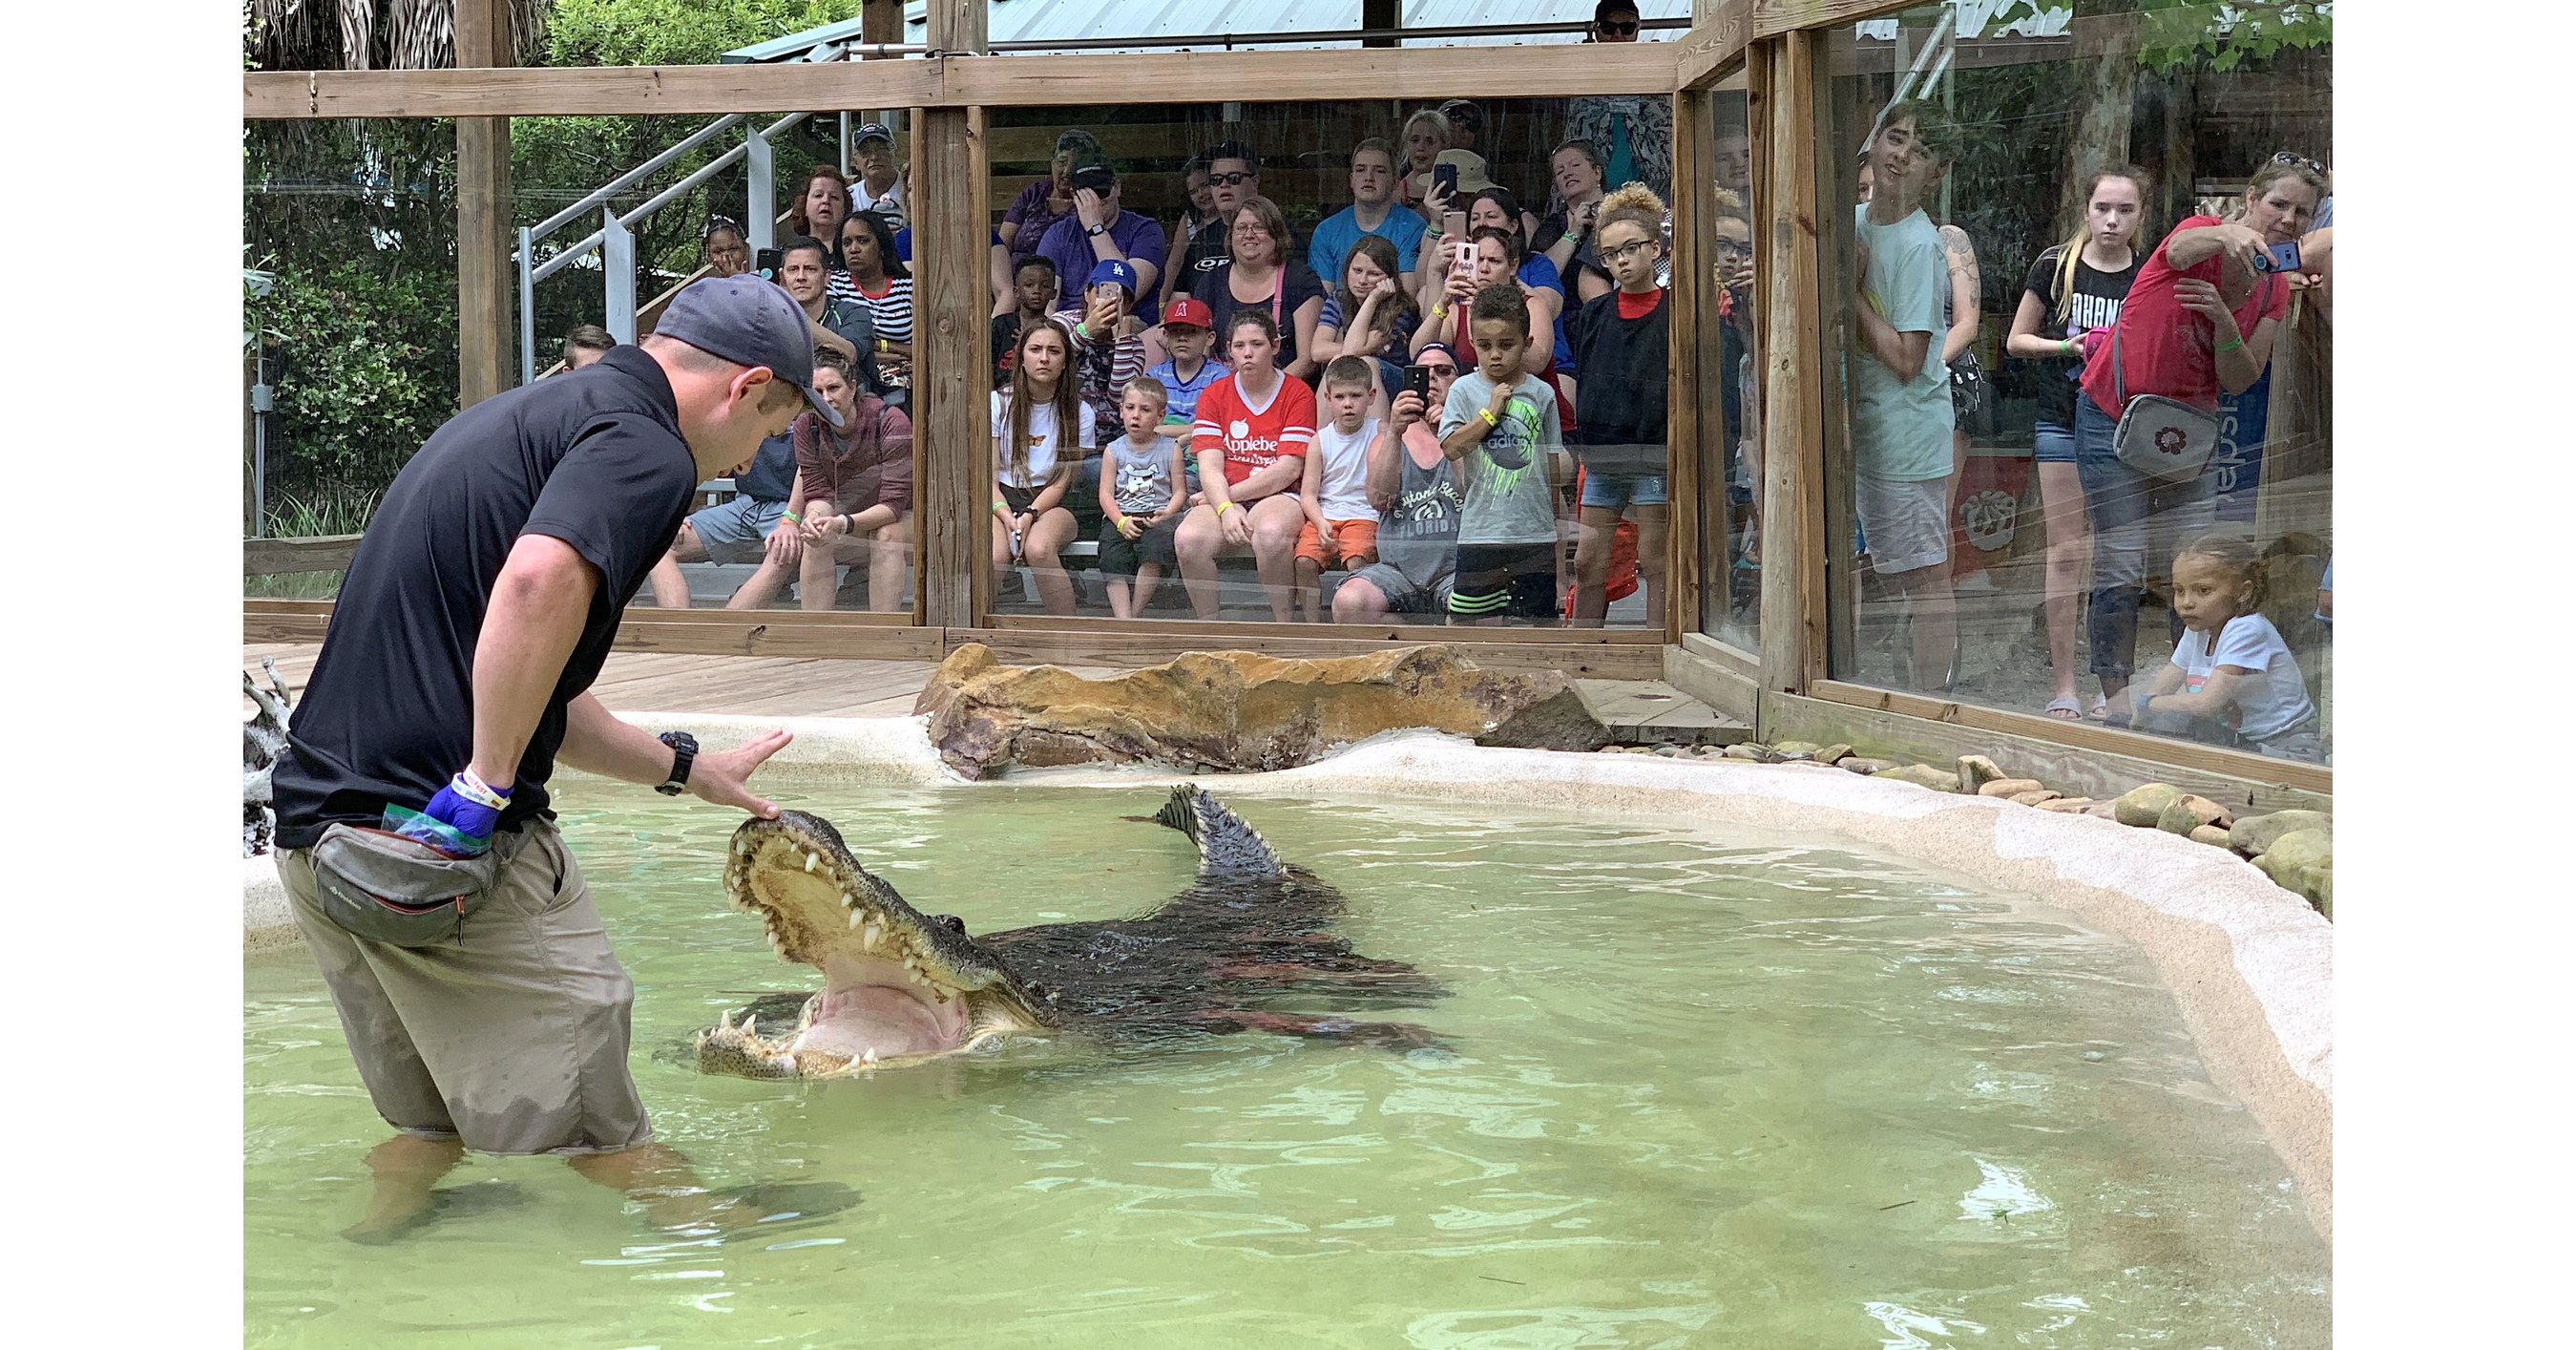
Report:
653,275,843,428
1087,259,1139,297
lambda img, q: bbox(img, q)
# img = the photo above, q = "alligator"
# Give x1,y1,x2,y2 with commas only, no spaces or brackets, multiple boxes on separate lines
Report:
694,786,1448,1079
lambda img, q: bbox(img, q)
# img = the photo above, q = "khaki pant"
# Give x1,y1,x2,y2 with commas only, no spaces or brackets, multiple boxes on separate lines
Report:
281,817,653,1155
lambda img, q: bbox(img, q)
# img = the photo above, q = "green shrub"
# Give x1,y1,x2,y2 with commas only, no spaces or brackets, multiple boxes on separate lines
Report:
251,261,458,500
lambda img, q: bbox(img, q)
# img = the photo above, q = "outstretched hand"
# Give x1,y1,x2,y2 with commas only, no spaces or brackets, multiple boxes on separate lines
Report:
689,728,794,818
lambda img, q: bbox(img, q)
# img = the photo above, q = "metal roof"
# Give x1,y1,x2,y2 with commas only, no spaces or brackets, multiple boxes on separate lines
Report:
725,0,1691,62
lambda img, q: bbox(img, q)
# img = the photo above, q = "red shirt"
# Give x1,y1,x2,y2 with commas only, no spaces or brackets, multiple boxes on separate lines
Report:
2082,215,2293,417
1191,371,1316,486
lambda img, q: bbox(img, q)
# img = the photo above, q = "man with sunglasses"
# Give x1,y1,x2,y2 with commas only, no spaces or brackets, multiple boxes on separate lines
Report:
1334,343,1466,622
1563,3,1671,204
1171,141,1269,302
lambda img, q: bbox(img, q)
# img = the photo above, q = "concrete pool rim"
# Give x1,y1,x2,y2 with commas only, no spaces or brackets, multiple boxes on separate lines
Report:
241,712,2333,1235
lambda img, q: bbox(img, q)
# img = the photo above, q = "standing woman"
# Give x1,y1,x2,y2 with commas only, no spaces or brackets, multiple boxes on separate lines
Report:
2004,165,2150,721
991,320,1094,616
1538,139,1614,305
701,217,750,279
1311,233,1420,399
1192,195,1329,383
2076,155,2322,726
837,211,914,399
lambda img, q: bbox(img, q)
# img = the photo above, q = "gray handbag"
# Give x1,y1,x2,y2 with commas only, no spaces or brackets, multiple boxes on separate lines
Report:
309,822,505,947
2107,324,2218,483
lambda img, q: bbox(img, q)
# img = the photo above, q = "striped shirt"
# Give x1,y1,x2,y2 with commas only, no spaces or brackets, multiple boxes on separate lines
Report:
842,273,914,347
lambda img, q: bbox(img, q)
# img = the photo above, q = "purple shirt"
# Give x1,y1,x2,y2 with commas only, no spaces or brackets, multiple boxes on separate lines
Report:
1002,179,1075,262
1036,209,1171,327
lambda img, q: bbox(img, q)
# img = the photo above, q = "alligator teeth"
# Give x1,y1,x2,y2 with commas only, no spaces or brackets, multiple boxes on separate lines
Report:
848,909,866,929
804,850,820,873
718,1010,735,1032
863,921,882,950
862,1047,879,1065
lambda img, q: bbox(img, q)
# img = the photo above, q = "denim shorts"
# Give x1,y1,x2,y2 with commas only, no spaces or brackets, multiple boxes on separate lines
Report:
2031,419,2077,464
685,495,786,564
1580,473,1668,510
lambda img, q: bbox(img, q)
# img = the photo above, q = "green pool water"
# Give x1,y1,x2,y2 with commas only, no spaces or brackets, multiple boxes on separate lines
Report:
245,783,2328,1348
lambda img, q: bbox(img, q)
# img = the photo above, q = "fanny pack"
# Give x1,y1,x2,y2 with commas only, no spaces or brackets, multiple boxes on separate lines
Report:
309,821,506,947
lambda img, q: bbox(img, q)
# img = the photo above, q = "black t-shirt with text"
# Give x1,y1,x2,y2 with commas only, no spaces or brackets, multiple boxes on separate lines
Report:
2021,244,2143,428
270,345,702,849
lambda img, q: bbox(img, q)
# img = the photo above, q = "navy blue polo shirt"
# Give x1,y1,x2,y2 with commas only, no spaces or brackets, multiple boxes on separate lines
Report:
271,346,702,848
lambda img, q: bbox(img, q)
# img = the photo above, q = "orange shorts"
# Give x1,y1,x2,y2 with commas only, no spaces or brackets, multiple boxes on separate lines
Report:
1294,518,1379,568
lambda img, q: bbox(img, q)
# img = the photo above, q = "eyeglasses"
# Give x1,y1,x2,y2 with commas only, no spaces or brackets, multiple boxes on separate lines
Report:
2272,151,2327,177
1598,20,1638,36
1602,239,1660,264
1418,363,1457,374
1714,239,1752,261
1209,171,1253,187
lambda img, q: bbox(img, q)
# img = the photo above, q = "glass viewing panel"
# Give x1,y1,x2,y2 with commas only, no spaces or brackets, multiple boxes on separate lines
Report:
1693,73,1759,652
983,94,1676,628
1814,4,2332,764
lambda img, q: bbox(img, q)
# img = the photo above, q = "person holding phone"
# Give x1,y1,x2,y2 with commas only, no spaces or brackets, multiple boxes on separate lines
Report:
1334,344,1464,622
1033,150,1169,326
2072,153,2325,725
1395,108,1450,209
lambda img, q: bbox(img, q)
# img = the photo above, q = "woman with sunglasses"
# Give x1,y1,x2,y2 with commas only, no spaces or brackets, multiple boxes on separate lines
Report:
2074,152,2326,728
1332,343,1465,622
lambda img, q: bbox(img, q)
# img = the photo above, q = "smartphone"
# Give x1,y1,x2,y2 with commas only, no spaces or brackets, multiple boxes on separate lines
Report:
1070,163,1116,195
2249,239,2302,274
1432,162,1459,198
1442,209,1468,241
1454,241,1476,274
1404,365,1433,404
754,247,783,280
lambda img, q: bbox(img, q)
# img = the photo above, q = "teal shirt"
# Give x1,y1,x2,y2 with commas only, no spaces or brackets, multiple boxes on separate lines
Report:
1851,205,1954,481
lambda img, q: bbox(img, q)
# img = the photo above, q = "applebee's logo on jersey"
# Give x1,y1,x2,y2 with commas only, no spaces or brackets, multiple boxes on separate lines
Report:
2154,426,2187,456
1228,419,1250,439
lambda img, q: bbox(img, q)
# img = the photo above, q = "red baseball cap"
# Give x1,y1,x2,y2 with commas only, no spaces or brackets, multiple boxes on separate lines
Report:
1163,296,1214,331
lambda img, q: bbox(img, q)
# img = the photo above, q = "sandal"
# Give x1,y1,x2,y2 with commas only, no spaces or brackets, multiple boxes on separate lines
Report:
2043,697,2084,722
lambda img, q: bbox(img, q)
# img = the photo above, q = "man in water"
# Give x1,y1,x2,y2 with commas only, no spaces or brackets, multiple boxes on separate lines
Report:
267,276,834,1241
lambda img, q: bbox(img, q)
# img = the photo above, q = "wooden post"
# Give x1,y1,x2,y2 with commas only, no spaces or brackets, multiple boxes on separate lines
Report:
455,0,513,407
915,1,991,629
1758,32,1826,693
1665,89,1705,642
861,0,905,49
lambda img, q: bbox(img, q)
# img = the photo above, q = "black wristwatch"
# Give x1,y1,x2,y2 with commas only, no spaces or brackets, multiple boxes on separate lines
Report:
1086,221,1108,237
656,730,698,796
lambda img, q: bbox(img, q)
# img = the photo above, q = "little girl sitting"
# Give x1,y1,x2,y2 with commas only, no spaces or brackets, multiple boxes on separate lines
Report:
2131,534,2321,762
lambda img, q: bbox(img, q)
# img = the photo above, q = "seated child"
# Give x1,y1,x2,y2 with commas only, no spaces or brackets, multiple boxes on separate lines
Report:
1296,355,1385,622
993,254,1057,384
1099,376,1188,619
1151,295,1225,497
1336,342,1465,622
2133,533,2320,762
1437,285,1565,625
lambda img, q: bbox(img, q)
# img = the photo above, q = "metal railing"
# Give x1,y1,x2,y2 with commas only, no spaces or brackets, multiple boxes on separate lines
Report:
514,109,815,385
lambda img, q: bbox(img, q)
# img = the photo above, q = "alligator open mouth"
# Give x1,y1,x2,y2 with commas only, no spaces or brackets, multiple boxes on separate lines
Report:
695,787,1450,1081
694,811,1054,1078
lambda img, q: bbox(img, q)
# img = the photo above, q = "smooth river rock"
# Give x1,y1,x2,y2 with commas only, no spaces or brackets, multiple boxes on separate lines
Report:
1978,777,2046,798
2114,783,2187,828
2156,793,2234,835
2231,809,2333,855
1956,754,2008,792
913,643,1611,779
2253,828,2335,917
1874,763,1961,791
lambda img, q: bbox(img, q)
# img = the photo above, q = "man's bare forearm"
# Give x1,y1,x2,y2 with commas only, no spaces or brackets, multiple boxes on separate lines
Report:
469,535,597,789
557,691,678,784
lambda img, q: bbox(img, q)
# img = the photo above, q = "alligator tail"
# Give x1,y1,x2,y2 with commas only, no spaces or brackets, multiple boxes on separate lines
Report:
1154,785,1286,879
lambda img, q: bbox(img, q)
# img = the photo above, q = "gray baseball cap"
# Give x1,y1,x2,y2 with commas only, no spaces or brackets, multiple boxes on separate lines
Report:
653,275,843,428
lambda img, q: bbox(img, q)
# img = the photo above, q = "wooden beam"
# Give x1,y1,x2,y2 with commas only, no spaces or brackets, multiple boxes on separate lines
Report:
1750,0,1920,39
613,619,947,661
939,44,1673,107
1757,32,1826,693
981,614,1664,645
248,42,1671,119
455,0,512,408
1774,686,2332,811
1678,0,1756,90
243,600,336,643
915,1,990,630
244,63,947,119
861,0,906,49
1665,634,1761,724
244,535,362,576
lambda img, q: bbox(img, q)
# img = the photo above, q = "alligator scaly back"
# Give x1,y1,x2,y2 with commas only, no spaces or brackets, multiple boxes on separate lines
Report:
1154,784,1286,879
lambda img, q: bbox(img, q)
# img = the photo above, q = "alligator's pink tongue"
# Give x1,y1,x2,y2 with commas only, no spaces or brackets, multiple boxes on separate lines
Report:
791,966,966,1061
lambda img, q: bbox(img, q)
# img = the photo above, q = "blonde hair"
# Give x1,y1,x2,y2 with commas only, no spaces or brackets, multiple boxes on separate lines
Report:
1598,181,1666,241
2052,165,2153,325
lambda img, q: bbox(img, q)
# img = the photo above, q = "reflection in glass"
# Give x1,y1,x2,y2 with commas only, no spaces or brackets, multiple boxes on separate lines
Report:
1818,5,2331,764
1699,79,1759,651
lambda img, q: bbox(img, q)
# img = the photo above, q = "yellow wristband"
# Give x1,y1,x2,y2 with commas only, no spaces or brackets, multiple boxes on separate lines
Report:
1478,407,1498,427
1215,501,1234,516
1432,305,1448,320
